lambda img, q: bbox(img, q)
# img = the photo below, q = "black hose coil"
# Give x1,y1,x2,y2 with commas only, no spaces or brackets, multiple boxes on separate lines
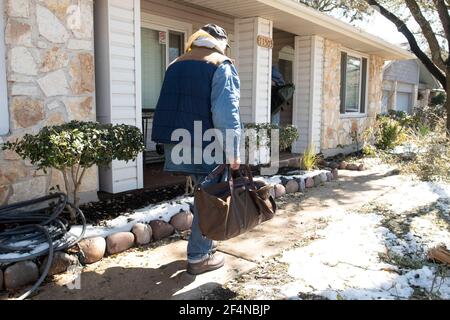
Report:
0,193,86,299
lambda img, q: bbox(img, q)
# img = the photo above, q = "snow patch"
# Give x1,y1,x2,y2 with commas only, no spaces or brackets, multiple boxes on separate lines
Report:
69,196,193,239
276,181,450,300
256,170,330,186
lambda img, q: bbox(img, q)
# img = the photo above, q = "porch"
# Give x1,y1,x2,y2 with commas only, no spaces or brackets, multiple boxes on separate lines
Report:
93,0,411,194
102,0,305,190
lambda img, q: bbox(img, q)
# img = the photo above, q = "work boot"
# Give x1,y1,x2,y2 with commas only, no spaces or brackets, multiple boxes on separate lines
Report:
187,253,225,275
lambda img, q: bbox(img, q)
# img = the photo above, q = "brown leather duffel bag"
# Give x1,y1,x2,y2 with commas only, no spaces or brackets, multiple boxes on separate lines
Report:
194,165,276,241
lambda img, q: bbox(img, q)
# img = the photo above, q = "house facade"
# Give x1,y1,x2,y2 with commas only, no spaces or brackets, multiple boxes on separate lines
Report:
0,0,97,206
382,59,441,114
0,0,412,205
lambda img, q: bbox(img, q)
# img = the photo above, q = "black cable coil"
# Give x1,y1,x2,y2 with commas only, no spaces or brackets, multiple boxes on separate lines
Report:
0,193,86,299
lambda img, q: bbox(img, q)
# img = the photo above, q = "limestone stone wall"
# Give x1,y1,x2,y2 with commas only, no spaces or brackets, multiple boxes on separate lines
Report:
0,0,96,205
321,39,385,155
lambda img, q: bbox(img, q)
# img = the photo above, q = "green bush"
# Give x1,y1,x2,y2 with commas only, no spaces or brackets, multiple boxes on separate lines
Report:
279,125,301,151
3,121,145,213
375,116,406,151
362,145,377,157
430,92,446,107
244,123,300,152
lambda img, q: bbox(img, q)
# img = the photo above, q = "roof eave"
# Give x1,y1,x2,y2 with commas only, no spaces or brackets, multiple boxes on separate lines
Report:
257,0,415,60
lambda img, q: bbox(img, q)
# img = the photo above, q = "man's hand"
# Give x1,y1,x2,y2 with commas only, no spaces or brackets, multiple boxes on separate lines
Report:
230,158,241,171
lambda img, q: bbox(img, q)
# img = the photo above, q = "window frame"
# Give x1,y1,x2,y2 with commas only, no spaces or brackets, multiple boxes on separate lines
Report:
0,0,9,135
340,48,369,118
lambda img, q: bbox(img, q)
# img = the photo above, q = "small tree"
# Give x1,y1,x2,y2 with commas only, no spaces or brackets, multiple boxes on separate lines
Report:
2,121,145,216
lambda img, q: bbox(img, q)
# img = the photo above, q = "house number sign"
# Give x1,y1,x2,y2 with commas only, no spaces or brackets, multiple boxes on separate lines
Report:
257,35,273,49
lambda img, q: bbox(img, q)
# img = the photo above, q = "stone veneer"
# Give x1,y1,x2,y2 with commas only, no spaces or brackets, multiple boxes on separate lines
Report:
321,39,385,155
0,0,96,205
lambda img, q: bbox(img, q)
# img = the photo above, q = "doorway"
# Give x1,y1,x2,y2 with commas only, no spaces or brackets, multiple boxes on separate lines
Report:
271,29,295,128
140,20,188,189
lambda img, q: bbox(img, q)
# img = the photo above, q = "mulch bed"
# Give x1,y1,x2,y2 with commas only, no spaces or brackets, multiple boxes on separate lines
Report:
79,184,186,225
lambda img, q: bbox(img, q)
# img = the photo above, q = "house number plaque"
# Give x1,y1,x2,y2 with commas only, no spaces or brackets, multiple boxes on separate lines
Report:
257,35,273,49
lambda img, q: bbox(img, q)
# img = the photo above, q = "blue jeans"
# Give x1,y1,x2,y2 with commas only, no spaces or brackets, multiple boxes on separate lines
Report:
187,169,228,263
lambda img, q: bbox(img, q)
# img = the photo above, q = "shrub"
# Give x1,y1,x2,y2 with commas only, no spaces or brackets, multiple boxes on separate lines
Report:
400,123,449,182
300,146,318,171
2,121,145,215
362,145,377,157
412,104,446,130
430,92,446,107
244,123,300,152
374,116,407,150
279,125,300,151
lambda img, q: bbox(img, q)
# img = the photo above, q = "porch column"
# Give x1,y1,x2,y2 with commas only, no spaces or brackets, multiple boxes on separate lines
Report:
235,17,273,124
390,81,398,111
95,0,144,193
292,36,324,154
412,84,419,112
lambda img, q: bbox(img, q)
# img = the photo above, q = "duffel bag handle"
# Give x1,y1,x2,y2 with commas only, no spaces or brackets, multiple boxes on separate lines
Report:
203,164,257,190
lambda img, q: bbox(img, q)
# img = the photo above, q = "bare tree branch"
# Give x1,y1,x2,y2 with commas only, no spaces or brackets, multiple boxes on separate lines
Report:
433,0,450,58
365,0,447,88
404,0,446,70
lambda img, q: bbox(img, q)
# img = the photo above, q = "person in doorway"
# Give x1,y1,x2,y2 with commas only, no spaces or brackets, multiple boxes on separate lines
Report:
151,24,242,275
271,65,285,125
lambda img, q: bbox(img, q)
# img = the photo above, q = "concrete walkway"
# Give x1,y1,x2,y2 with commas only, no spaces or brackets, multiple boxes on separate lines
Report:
33,164,404,300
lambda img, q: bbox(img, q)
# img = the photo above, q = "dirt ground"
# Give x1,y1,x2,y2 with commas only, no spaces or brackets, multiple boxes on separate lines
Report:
24,159,450,300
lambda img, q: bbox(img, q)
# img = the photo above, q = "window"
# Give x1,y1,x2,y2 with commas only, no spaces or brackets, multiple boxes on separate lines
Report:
169,31,184,64
340,52,368,115
0,0,9,135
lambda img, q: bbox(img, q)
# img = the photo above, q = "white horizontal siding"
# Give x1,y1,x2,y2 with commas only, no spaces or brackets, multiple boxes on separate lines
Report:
255,17,272,125
235,18,255,125
109,0,134,10
293,36,312,153
384,60,419,85
110,19,135,34
235,17,272,125
112,82,135,94
95,0,143,193
114,166,138,181
111,107,136,120
312,37,324,152
113,159,137,169
109,6,134,21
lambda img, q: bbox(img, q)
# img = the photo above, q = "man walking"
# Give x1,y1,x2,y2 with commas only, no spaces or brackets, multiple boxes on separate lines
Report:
151,24,242,275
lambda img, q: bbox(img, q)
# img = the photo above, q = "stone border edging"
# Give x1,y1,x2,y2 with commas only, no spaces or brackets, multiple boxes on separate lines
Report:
0,169,339,292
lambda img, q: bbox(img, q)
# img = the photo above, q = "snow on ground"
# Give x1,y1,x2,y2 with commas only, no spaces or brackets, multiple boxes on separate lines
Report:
256,170,330,186
270,181,450,300
69,196,194,239
381,181,450,214
0,196,194,261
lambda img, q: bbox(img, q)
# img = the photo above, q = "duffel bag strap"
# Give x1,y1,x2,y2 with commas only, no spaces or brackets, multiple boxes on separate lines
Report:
203,164,227,184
